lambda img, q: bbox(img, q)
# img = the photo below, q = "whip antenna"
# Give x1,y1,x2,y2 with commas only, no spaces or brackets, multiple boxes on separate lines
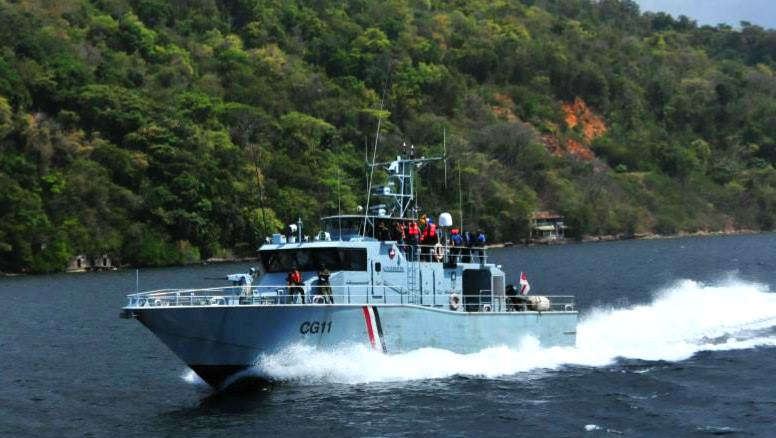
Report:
458,160,463,231
362,71,390,237
443,128,448,190
249,143,269,239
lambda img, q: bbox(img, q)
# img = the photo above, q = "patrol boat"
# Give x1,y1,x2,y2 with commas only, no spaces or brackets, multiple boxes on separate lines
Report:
121,152,578,387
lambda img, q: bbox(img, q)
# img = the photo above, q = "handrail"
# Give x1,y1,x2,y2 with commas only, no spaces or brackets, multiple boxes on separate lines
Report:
260,241,490,264
393,243,489,264
124,285,576,313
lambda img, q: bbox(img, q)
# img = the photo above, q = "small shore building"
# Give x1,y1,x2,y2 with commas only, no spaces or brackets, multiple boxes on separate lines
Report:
67,254,116,272
530,211,566,241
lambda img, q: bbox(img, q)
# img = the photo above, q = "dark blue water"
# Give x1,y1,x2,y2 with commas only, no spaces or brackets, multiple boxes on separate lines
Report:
2,234,776,437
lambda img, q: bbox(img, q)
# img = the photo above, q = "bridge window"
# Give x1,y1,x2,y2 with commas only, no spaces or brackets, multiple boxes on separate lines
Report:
260,248,367,272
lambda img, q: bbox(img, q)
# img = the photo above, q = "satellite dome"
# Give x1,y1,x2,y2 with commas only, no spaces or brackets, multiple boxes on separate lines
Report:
439,212,453,227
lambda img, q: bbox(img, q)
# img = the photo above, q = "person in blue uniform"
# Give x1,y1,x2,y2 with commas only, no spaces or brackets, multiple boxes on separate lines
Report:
476,230,486,262
451,228,463,261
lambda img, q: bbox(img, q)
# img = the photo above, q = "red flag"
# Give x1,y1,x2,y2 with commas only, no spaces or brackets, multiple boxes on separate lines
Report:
519,272,531,295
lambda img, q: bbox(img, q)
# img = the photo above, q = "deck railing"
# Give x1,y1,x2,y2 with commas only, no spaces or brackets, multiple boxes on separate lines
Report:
124,285,575,312
394,243,489,264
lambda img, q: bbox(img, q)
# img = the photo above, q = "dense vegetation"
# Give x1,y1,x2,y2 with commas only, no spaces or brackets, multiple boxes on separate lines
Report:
1,0,775,273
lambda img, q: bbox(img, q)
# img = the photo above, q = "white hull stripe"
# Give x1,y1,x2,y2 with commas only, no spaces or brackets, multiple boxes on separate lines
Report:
362,306,387,353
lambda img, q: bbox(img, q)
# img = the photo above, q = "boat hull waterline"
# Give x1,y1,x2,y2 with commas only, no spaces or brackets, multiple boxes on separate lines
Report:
126,304,578,387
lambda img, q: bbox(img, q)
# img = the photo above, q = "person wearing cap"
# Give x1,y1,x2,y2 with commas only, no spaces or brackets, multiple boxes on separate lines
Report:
451,228,462,261
421,217,438,261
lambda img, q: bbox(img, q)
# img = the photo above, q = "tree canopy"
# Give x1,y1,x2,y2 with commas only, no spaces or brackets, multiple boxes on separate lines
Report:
0,0,775,272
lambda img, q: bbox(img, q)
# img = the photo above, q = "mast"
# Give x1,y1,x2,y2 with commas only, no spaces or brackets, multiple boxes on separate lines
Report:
363,103,385,236
458,160,463,231
368,154,444,219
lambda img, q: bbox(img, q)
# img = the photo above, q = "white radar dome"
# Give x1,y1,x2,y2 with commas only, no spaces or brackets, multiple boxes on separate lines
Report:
438,212,453,227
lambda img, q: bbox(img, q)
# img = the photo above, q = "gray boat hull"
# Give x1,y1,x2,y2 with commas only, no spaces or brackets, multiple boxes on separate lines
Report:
130,304,577,387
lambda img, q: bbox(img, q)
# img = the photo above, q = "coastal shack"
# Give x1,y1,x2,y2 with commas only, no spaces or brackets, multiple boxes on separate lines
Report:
66,254,116,272
67,254,91,272
530,211,566,242
92,254,114,270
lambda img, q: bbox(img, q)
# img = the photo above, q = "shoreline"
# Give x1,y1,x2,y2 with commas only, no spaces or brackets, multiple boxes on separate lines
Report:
486,228,765,249
0,229,769,277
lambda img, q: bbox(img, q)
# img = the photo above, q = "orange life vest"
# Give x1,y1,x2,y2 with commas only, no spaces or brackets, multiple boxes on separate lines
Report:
422,223,437,240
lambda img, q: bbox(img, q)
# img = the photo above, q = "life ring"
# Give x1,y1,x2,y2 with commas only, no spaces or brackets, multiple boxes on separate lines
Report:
433,243,444,261
482,303,492,312
449,293,461,311
312,295,326,304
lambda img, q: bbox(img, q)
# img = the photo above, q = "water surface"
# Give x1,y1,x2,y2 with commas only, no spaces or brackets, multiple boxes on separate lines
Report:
2,234,776,436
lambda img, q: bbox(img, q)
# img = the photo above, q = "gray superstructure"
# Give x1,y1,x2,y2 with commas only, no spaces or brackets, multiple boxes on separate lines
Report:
122,153,578,387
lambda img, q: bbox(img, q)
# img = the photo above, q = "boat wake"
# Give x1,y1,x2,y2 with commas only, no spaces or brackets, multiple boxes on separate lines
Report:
186,278,776,385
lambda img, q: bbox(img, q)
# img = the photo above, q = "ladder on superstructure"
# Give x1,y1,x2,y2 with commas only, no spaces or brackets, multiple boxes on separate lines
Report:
366,152,443,306
406,255,420,304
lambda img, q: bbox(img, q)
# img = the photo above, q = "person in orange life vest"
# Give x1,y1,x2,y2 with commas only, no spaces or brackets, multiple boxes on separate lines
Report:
421,217,438,260
286,266,305,304
407,221,420,261
427,219,438,243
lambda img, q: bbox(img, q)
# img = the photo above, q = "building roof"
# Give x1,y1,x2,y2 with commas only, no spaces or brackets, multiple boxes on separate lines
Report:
531,210,563,220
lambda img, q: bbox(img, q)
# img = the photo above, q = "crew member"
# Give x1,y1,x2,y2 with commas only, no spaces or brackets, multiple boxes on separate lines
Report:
286,266,305,304
463,230,474,263
393,221,405,244
407,221,420,261
377,221,390,241
245,267,257,296
476,230,486,262
317,264,333,304
505,284,526,311
451,228,462,261
421,218,438,261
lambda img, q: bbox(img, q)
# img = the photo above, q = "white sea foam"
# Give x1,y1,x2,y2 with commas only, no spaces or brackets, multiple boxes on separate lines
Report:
230,278,776,384
181,369,207,386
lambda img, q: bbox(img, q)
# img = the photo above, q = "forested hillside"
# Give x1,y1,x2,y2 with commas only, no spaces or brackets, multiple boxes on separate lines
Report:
1,0,775,273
